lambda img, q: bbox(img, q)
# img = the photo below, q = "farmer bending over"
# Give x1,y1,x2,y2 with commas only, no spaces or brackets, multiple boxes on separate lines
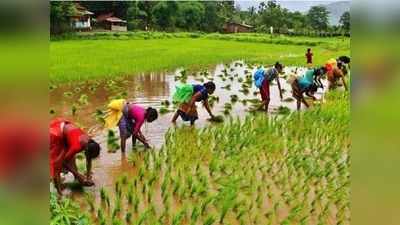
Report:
172,81,216,125
337,55,350,69
105,99,158,151
50,118,101,195
288,68,325,110
253,62,284,112
326,60,348,91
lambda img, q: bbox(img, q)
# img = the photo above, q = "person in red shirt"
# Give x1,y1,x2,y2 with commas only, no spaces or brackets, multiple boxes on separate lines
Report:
50,118,100,195
305,48,313,66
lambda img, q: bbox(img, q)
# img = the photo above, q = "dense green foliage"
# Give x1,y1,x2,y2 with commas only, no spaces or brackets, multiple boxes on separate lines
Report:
50,33,349,83
307,6,330,31
50,1,76,34
339,11,350,33
50,193,90,225
50,1,350,35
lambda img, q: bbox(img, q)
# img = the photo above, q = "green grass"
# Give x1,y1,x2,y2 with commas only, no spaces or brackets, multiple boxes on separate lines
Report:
50,33,349,83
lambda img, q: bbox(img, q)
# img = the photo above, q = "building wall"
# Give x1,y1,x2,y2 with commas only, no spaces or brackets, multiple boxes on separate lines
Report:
111,24,127,32
224,24,251,33
72,17,91,29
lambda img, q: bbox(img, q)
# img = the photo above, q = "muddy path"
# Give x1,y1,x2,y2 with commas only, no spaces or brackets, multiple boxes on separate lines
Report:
49,61,329,201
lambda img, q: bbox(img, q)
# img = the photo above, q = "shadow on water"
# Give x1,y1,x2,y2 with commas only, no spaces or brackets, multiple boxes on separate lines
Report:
50,61,329,203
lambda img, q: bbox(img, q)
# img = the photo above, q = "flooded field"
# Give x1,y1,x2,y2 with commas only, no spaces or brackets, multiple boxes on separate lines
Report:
50,61,327,192
49,61,347,225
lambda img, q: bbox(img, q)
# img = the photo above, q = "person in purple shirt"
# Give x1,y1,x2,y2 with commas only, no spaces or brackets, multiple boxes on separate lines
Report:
172,81,216,125
118,103,158,151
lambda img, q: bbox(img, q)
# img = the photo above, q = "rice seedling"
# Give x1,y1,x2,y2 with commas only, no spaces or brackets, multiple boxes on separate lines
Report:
203,214,216,225
277,106,291,115
84,193,95,212
161,100,170,107
200,196,214,215
221,84,231,90
283,97,294,102
107,129,120,153
50,193,90,225
63,91,73,98
71,104,78,116
125,212,132,223
159,106,172,115
239,86,250,95
78,94,89,105
100,187,107,201
230,94,239,103
207,115,224,123
223,102,232,110
190,205,200,225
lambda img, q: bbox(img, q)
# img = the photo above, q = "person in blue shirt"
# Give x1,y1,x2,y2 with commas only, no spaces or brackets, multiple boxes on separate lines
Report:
290,67,325,110
172,81,216,125
253,62,284,112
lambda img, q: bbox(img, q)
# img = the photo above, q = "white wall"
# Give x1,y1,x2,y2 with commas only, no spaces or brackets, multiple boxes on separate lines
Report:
72,18,91,29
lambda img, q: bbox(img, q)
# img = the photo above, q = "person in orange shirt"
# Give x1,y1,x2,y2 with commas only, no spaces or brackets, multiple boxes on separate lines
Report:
50,118,100,195
326,62,348,91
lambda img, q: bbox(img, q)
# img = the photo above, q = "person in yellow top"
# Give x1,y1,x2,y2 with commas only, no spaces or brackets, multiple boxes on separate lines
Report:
104,99,158,151
325,58,348,91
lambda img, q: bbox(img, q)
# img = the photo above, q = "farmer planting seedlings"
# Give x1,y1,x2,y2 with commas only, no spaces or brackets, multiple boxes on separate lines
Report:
325,59,349,91
172,81,216,125
50,118,100,195
253,62,284,113
49,2,350,223
104,99,158,151
288,67,327,110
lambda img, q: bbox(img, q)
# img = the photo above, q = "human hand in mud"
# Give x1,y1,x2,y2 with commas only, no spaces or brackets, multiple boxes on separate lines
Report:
209,114,215,120
86,171,93,180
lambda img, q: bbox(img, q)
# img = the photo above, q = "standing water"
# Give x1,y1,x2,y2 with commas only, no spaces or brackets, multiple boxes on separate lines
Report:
50,61,328,200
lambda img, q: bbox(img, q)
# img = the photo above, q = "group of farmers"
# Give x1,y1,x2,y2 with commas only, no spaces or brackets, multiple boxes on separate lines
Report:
50,51,350,195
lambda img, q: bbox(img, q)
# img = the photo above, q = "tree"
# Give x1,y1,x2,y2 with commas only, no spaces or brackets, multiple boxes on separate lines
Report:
126,1,145,30
152,1,178,30
50,1,75,34
286,11,306,31
176,2,205,31
137,1,158,30
257,0,287,32
339,11,350,33
201,2,224,32
307,6,329,31
218,1,235,22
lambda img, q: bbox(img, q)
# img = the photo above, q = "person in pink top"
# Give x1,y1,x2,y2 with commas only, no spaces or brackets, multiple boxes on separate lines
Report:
118,103,158,152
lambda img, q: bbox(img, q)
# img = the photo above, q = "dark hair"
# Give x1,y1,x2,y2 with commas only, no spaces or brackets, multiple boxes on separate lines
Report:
274,62,283,71
337,61,343,69
314,67,326,76
309,83,318,93
204,81,216,93
307,48,311,51
146,107,158,122
338,56,350,64
86,139,100,159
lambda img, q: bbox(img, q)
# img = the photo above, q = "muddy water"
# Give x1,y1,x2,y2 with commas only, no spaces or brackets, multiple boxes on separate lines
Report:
50,61,328,198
